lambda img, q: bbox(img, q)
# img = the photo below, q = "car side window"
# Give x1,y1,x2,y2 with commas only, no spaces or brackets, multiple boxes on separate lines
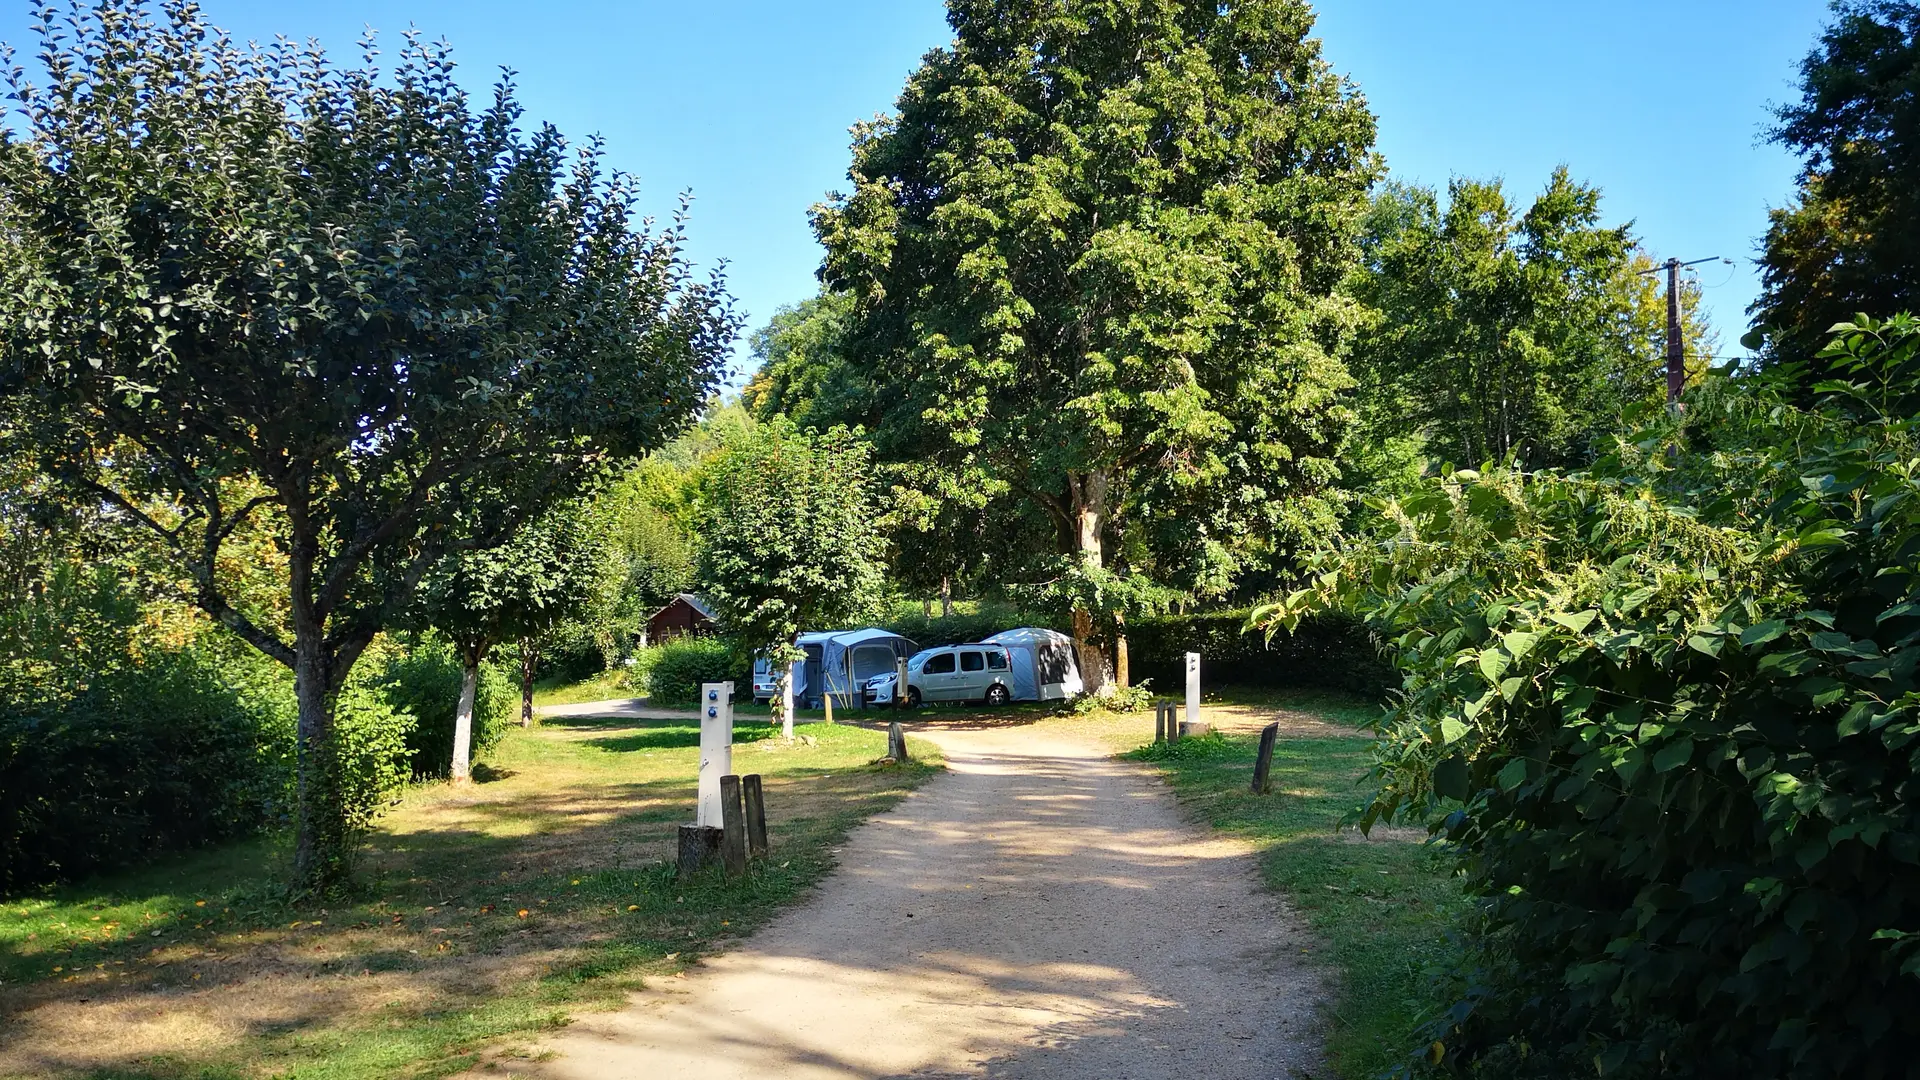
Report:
987,650,1008,670
925,653,955,674
960,651,985,672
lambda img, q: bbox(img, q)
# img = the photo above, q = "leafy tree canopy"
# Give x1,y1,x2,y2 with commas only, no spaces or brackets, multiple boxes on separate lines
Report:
0,0,738,889
1348,171,1711,474
812,0,1380,686
1756,0,1920,366
693,418,886,720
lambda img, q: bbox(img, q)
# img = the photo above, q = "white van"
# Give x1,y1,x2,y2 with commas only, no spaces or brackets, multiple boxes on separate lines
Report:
867,644,1015,707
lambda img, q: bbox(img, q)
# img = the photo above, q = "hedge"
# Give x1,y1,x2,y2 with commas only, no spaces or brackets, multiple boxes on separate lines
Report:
1125,609,1393,696
0,654,293,893
645,637,741,706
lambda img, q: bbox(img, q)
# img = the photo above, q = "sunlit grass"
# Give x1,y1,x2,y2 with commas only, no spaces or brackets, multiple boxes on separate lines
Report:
0,712,941,1079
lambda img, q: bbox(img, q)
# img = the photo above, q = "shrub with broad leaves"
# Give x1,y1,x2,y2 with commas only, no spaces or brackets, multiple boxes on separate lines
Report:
1263,316,1920,1077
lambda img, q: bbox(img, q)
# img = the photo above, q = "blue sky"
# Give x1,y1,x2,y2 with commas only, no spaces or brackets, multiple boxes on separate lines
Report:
1,1,1835,378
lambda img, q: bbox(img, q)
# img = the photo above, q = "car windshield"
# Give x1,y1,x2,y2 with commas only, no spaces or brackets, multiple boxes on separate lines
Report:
908,653,929,672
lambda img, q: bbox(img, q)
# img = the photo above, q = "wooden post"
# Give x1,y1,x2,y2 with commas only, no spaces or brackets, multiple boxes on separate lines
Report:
894,657,909,711
888,720,909,763
824,691,835,725
1252,722,1280,794
676,824,723,878
743,774,768,859
1154,700,1169,742
720,774,748,876
1167,700,1182,742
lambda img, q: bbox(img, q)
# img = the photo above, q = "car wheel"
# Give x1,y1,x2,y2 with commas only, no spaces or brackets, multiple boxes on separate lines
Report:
906,686,923,709
985,683,1011,706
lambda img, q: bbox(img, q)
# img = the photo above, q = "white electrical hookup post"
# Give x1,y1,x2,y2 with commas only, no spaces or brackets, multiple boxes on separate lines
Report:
697,682,734,828
1185,652,1201,730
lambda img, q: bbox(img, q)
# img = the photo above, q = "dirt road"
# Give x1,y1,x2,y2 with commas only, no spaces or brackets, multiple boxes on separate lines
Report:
496,723,1327,1079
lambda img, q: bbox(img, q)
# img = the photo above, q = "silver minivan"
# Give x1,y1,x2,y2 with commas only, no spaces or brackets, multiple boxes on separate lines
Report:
870,644,1014,707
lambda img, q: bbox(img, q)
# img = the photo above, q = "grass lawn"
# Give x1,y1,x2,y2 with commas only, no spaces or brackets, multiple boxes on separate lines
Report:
1122,688,1465,1080
0,714,940,1079
527,669,637,708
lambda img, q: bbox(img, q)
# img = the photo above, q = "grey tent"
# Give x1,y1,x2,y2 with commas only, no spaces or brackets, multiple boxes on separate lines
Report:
799,628,920,708
981,627,1084,701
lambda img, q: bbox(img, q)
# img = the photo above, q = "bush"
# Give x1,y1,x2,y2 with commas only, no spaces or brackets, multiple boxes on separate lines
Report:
1280,317,1920,1078
1126,609,1392,696
645,637,738,706
368,640,513,779
326,684,415,835
0,651,293,894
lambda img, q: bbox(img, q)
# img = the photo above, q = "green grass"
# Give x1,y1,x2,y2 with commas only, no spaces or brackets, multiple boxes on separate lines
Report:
0,714,941,1079
528,668,637,707
1124,694,1465,1080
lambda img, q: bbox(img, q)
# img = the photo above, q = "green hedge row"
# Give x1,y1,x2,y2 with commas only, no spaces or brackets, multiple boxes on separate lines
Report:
644,637,744,706
878,607,1390,696
0,634,509,895
1125,610,1392,696
0,654,294,894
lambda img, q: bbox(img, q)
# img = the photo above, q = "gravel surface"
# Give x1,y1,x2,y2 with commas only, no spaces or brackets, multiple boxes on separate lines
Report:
496,724,1328,1079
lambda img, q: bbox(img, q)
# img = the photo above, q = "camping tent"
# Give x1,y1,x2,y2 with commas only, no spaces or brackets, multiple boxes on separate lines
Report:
798,628,921,708
982,627,1084,701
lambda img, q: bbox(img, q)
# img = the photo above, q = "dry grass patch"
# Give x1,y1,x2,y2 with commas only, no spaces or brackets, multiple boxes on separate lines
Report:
0,714,939,1080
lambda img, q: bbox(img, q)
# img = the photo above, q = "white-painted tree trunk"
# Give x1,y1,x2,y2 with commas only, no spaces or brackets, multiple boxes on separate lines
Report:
452,659,477,785
780,667,796,741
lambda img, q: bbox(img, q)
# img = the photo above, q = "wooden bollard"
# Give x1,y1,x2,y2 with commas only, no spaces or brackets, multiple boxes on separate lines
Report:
887,720,909,763
720,774,748,876
1251,721,1280,794
824,693,835,725
676,823,723,878
1154,701,1166,742
1167,701,1182,742
743,773,768,859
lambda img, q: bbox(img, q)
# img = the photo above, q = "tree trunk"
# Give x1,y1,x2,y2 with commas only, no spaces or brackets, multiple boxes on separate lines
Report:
452,649,478,785
290,636,345,894
1070,470,1112,697
940,575,953,618
922,597,932,618
1113,609,1130,689
519,638,538,728
777,667,795,741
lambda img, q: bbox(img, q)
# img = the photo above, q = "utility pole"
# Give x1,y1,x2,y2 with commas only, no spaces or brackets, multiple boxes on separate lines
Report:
1643,256,1726,404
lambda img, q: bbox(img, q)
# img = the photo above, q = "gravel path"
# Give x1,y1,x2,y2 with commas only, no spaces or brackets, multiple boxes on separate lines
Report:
499,724,1328,1079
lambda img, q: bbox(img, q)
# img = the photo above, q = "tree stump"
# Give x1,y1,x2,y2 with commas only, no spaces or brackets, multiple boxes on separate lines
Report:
676,824,723,878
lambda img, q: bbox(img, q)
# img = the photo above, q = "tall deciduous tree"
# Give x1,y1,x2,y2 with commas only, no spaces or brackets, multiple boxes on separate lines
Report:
0,3,736,890
694,418,885,737
1349,172,1710,471
1756,0,1920,367
812,0,1378,691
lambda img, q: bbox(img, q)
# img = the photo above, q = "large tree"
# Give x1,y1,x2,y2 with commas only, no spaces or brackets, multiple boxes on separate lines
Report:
1755,1,1920,367
0,2,736,890
1349,172,1709,472
694,418,886,736
812,0,1378,690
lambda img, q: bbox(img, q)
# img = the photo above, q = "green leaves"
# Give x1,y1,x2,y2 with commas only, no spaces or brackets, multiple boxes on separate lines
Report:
1268,315,1920,1075
810,0,1378,603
